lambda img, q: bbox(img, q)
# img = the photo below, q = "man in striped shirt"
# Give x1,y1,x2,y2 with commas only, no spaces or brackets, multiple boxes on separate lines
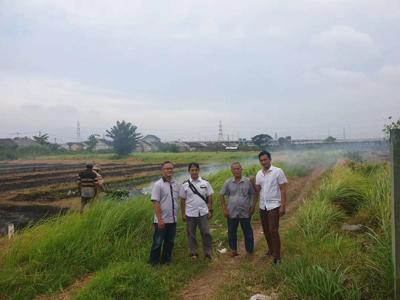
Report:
77,163,98,213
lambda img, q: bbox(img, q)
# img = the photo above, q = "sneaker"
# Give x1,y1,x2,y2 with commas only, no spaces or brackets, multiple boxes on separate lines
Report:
273,258,281,266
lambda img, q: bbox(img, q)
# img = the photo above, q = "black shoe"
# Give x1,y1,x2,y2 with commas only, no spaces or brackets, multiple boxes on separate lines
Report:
273,258,281,266
205,254,212,261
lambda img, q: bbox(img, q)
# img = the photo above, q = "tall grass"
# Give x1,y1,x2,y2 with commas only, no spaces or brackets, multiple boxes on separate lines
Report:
296,196,344,238
0,198,153,299
283,258,360,300
284,162,393,299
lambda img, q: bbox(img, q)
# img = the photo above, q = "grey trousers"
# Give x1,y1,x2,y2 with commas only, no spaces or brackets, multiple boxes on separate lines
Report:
186,215,212,256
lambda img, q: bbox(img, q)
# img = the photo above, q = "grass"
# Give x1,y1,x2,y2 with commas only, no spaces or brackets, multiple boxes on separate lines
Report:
2,150,392,300
215,160,393,300
0,198,153,299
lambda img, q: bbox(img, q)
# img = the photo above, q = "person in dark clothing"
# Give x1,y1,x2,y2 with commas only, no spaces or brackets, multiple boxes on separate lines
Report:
77,163,98,213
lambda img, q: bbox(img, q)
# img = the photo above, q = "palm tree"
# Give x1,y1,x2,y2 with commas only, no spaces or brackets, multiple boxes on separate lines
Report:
106,121,142,155
33,132,49,145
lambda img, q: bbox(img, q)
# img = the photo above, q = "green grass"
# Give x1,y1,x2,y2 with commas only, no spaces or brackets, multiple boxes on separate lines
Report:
214,161,393,300
0,198,153,299
0,159,328,300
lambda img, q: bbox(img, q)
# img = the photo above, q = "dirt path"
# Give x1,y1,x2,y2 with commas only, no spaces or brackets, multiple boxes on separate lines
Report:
177,166,327,300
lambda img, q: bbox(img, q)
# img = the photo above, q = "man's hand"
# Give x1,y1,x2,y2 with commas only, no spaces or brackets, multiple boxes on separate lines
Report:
182,214,187,222
279,205,286,217
208,211,213,220
249,206,255,216
223,208,229,218
158,219,165,229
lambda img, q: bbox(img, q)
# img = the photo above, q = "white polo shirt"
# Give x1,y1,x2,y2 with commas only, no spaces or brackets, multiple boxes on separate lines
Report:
255,165,288,211
179,177,214,217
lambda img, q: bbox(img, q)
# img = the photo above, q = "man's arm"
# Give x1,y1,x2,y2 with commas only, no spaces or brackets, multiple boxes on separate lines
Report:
220,195,229,218
249,176,261,194
207,195,213,219
279,183,287,217
249,193,258,215
180,198,186,221
152,201,165,229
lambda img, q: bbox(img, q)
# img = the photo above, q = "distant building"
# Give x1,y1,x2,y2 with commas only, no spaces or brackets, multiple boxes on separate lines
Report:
13,137,39,147
136,135,164,152
93,139,112,151
0,138,18,149
59,142,85,151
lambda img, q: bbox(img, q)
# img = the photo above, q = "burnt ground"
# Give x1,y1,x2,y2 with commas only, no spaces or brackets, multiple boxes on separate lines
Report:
0,204,69,235
0,161,187,235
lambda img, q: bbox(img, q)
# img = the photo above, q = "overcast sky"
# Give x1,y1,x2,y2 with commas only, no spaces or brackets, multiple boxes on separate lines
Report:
1,0,399,142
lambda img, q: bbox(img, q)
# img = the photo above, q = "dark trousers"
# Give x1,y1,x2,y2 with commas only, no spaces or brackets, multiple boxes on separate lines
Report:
260,207,281,260
186,215,212,256
149,223,176,265
227,217,254,253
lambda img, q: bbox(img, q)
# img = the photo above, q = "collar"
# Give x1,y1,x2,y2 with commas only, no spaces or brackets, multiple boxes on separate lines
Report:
231,176,244,183
189,176,202,183
162,177,174,183
262,165,275,175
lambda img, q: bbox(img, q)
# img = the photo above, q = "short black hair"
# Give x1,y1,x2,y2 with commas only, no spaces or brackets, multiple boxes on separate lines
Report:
188,162,200,171
258,150,271,160
161,161,174,168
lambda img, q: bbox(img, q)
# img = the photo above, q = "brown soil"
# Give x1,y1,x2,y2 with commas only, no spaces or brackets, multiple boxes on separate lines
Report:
0,161,185,203
177,166,327,300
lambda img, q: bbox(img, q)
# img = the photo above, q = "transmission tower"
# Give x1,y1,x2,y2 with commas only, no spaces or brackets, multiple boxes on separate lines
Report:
218,121,224,142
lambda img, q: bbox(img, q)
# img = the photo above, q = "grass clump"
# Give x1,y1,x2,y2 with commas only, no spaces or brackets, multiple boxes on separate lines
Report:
75,262,168,300
282,260,360,300
0,198,152,299
296,196,344,238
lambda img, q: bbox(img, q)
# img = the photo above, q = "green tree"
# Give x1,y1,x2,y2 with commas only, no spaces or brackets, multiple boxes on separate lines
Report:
33,132,49,145
324,136,336,143
85,134,100,151
106,121,142,155
251,134,273,149
383,117,400,137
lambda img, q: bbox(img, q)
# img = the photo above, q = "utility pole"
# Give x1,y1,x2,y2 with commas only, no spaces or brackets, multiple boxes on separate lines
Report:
391,129,400,299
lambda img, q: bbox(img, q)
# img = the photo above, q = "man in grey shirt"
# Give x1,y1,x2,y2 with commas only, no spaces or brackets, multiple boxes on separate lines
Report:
220,162,257,257
149,161,180,266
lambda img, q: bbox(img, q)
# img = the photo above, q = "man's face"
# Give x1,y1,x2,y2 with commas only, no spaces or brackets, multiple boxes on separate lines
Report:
162,163,174,178
189,166,199,180
259,154,271,169
231,164,242,178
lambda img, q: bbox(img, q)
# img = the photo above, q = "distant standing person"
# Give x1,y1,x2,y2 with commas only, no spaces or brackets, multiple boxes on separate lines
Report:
77,163,98,213
149,161,180,266
180,163,214,261
251,151,287,266
220,162,257,257
92,164,105,195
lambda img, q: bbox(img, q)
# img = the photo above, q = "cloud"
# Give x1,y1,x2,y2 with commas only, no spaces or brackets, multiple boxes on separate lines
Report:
312,25,380,60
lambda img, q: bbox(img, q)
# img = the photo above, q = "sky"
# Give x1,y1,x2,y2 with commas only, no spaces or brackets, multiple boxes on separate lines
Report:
0,0,399,143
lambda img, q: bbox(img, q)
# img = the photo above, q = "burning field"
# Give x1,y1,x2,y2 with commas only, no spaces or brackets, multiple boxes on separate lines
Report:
0,160,187,234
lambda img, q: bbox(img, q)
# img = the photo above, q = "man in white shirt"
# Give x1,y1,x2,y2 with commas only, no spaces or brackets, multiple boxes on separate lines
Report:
251,151,287,266
180,162,214,260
